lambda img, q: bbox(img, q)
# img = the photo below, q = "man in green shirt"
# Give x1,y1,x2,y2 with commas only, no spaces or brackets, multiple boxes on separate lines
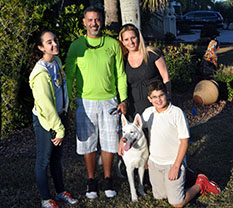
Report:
65,6,127,199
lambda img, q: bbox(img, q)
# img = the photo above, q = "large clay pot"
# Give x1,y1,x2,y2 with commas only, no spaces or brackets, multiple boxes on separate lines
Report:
193,80,219,105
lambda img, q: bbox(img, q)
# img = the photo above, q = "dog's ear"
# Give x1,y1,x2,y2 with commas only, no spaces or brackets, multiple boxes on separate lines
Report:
133,113,142,128
121,114,128,126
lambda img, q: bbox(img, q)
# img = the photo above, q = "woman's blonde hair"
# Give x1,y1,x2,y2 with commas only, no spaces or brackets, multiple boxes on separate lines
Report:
119,24,158,64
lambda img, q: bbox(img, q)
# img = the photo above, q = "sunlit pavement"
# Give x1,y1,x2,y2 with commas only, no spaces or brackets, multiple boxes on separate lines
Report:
177,29,233,43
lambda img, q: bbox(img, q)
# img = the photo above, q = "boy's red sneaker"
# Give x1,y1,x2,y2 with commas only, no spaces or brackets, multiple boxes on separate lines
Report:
195,174,221,195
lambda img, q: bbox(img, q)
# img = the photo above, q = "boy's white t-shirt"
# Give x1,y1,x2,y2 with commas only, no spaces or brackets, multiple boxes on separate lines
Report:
142,103,190,165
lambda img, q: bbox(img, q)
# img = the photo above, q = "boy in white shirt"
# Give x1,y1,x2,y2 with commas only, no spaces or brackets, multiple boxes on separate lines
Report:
119,80,220,207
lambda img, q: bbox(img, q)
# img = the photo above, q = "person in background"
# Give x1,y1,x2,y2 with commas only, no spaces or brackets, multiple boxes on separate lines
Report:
201,38,220,79
119,23,171,122
65,6,127,199
29,29,78,208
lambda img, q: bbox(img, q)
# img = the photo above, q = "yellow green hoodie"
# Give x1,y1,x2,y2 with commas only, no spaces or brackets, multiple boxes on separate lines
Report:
29,56,66,138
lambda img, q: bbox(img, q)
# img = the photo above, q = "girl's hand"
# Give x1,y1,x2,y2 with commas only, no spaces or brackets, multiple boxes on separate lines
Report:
51,137,63,146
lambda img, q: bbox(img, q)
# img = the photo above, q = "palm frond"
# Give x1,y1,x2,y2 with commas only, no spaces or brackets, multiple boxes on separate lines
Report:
141,0,169,12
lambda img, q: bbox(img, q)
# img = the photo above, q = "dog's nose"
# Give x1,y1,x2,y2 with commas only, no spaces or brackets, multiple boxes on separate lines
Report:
122,137,127,143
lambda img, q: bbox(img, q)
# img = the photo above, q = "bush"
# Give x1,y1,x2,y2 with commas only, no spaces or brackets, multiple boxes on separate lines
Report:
161,43,199,92
33,3,85,62
0,0,65,138
214,65,233,101
0,0,37,138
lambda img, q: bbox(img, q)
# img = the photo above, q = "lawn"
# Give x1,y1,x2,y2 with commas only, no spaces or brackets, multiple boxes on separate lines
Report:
0,111,233,207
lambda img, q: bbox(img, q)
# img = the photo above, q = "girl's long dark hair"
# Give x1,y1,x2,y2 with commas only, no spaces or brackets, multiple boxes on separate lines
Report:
29,29,52,72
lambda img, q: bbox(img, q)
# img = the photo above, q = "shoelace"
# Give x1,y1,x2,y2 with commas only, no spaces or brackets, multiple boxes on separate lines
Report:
199,180,210,197
108,108,122,133
63,192,72,199
200,186,209,196
49,200,59,208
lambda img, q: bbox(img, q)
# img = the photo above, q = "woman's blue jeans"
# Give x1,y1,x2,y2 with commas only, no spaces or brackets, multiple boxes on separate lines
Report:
33,114,65,200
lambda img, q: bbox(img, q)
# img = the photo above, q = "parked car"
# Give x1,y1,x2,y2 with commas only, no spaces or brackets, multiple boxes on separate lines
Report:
179,10,224,29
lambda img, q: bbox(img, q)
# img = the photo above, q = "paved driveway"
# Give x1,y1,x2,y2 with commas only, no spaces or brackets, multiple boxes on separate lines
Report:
177,29,233,43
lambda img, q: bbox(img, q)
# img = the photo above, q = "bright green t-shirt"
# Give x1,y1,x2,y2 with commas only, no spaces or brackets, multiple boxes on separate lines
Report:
65,35,127,102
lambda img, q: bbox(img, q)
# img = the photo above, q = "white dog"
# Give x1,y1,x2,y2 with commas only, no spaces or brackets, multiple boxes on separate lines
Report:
121,113,149,202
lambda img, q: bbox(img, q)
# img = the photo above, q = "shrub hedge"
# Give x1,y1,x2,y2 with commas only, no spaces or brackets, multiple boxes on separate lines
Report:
162,43,200,92
0,0,36,138
215,65,233,101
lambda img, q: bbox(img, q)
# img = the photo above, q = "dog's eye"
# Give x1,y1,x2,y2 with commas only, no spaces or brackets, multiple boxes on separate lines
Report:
130,131,134,134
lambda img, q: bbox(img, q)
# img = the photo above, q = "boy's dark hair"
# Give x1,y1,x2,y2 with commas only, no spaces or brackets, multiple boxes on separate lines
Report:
147,79,167,96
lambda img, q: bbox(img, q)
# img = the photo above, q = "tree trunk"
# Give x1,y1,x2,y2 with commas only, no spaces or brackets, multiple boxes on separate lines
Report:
104,0,120,32
119,0,141,30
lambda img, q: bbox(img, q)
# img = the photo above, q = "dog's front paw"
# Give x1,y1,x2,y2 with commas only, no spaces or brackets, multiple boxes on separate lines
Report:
131,196,138,202
138,188,146,197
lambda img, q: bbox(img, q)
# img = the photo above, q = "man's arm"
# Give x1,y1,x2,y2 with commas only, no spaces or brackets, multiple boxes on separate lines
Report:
168,138,189,180
114,40,127,113
65,41,78,99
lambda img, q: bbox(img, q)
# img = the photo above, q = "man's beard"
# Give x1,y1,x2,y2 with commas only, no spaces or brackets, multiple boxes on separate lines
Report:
90,26,101,36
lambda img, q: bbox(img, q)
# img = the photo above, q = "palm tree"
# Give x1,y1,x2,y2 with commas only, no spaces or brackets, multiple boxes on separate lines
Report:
104,0,120,31
141,0,169,13
88,0,169,32
119,0,141,29
119,0,168,30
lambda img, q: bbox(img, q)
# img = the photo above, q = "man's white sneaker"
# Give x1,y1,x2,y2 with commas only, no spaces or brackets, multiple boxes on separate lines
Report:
86,178,98,199
105,190,117,198
103,177,117,198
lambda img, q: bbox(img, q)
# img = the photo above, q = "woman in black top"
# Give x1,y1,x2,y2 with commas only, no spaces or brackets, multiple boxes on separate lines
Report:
119,24,171,121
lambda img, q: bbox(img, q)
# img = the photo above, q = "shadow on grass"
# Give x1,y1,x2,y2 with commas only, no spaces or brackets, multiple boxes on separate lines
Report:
188,115,233,207
217,45,233,66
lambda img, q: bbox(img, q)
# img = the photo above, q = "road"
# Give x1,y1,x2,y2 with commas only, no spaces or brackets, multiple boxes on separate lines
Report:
177,29,233,44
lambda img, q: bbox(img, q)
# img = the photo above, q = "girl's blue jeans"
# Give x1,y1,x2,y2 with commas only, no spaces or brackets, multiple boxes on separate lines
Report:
33,114,65,200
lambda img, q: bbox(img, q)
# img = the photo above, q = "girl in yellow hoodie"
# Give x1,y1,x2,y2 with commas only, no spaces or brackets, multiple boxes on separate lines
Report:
29,30,77,208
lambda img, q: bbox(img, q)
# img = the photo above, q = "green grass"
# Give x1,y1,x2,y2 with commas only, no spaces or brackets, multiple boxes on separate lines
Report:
0,115,233,207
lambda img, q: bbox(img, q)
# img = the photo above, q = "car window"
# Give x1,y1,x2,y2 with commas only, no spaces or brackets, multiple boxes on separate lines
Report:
185,13,195,19
205,13,216,17
194,13,202,18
